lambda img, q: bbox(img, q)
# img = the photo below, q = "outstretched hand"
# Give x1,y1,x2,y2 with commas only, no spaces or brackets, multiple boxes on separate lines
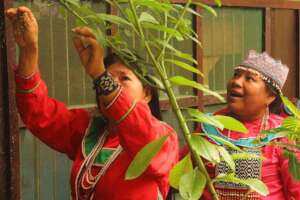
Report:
5,6,38,50
72,27,105,79
5,6,38,77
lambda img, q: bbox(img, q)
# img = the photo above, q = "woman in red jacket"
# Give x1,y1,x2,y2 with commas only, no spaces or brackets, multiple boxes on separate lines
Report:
6,6,179,200
193,50,300,199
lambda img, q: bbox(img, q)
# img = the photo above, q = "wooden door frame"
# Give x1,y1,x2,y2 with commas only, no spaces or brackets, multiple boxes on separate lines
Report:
0,0,20,199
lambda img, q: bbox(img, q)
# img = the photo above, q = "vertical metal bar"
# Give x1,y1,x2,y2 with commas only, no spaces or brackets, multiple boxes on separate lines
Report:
222,9,226,91
264,7,272,53
65,12,70,105
195,6,204,110
0,0,20,199
297,9,300,98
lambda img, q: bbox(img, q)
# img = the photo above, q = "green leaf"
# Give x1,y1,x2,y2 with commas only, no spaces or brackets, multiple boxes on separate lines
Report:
169,154,193,189
281,95,300,119
92,27,108,46
186,34,202,47
192,2,217,17
125,134,170,180
214,0,222,7
125,8,135,24
217,146,235,171
63,0,80,7
139,12,159,24
164,59,203,76
179,169,207,200
166,51,198,65
134,0,174,13
169,76,225,102
283,150,300,180
185,7,202,18
282,116,300,134
214,174,269,196
262,127,291,136
213,115,248,133
190,135,220,163
187,108,224,129
96,13,132,26
203,134,241,151
156,40,181,54
142,23,182,38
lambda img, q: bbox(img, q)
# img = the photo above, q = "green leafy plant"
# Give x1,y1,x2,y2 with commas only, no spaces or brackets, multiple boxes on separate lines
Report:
262,96,300,181
54,0,269,199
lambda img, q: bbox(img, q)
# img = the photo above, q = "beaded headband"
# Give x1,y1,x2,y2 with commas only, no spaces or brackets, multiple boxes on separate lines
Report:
234,50,289,94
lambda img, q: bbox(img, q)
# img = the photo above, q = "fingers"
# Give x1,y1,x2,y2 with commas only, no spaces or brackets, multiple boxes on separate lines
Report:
72,35,98,54
5,8,17,21
5,6,35,23
72,26,97,39
17,6,32,14
72,36,85,53
72,26,100,52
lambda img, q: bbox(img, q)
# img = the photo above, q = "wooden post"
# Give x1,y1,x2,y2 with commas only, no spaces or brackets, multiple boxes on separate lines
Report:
0,0,20,199
264,7,271,53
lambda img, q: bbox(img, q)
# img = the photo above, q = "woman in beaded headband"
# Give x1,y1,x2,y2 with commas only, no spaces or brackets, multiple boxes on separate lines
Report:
6,6,179,200
181,50,300,199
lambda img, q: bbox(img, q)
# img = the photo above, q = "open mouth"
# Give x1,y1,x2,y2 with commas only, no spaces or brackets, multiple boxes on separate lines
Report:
229,90,243,98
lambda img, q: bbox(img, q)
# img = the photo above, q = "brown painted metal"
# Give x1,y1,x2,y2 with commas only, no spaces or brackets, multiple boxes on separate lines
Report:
264,7,272,53
271,9,298,98
109,2,118,36
171,0,300,10
0,0,20,199
159,96,198,110
298,10,300,98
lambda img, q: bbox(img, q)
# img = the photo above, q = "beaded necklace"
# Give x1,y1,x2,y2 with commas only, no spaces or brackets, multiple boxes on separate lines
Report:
75,130,123,200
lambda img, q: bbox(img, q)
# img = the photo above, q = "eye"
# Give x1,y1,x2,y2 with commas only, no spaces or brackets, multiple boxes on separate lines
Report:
246,75,256,81
233,71,240,78
120,75,131,81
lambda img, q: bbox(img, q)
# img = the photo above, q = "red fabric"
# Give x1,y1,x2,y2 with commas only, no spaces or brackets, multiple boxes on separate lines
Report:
15,72,179,200
187,108,300,200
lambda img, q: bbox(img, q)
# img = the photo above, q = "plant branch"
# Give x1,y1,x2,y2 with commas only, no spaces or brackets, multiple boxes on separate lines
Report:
128,1,219,199
58,0,88,25
157,0,192,62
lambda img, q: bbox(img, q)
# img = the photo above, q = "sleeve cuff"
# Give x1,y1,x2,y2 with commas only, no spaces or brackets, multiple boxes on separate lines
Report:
104,89,137,124
15,70,41,93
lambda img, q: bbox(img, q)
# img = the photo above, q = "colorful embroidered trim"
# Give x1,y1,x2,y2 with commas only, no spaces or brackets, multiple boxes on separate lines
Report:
115,100,137,125
16,80,41,94
201,119,284,148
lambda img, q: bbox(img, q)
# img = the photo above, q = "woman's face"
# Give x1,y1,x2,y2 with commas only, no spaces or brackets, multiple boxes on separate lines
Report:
107,63,152,103
226,68,275,120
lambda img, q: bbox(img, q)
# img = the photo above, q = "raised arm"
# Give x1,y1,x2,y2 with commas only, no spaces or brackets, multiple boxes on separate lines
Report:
6,7,90,159
72,27,179,177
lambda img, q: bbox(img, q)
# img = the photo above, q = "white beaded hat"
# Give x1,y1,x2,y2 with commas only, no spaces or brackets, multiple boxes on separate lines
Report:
234,50,289,94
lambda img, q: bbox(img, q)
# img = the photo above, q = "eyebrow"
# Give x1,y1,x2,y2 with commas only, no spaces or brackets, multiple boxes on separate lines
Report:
235,69,259,77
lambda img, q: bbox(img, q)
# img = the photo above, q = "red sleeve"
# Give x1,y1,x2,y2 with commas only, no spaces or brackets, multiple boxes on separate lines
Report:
277,139,300,199
103,89,179,177
15,72,90,160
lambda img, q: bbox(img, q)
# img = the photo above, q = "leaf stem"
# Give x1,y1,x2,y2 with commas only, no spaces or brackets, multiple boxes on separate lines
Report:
58,0,88,25
128,1,219,199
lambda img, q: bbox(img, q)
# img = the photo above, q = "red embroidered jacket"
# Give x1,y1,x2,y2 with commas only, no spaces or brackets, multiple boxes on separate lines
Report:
15,72,179,200
181,108,300,200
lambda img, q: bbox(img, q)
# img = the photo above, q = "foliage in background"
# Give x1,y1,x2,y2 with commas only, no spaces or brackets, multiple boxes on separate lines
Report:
48,0,274,199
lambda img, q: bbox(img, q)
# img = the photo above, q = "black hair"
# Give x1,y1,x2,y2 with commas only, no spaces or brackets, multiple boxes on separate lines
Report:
265,83,282,114
103,53,162,120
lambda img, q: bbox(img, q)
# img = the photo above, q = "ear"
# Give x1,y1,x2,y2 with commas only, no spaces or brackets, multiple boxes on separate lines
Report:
266,94,276,106
141,86,153,104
